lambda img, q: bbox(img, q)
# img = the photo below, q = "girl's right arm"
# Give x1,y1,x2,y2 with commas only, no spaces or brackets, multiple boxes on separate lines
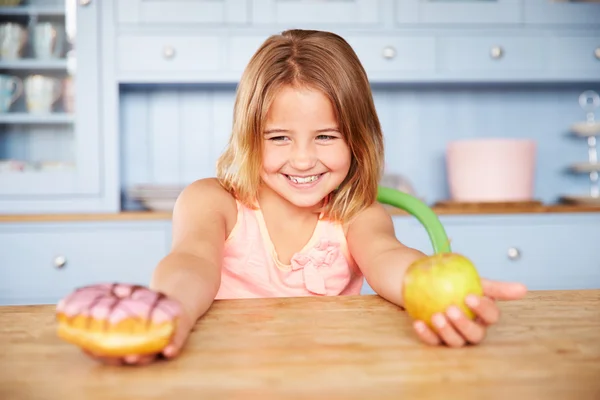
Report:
149,178,237,355
87,178,236,366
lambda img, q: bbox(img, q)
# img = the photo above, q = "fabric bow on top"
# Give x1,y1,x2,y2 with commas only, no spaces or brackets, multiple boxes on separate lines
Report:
290,239,341,295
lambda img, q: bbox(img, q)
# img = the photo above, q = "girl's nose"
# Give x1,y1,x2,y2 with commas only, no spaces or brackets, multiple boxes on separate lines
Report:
289,143,317,171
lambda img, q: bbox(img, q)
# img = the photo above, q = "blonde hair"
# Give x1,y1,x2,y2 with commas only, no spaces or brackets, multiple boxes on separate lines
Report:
216,29,384,223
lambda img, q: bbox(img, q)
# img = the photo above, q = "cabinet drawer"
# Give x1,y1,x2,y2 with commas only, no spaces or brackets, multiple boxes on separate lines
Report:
438,36,545,72
547,36,600,72
0,223,170,305
346,36,436,72
117,35,222,73
117,0,249,25
443,215,600,290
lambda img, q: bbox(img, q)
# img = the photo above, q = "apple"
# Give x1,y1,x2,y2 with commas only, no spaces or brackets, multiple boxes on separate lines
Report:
402,252,483,329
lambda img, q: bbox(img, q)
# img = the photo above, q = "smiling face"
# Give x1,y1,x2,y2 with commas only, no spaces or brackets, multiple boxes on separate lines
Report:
260,85,352,209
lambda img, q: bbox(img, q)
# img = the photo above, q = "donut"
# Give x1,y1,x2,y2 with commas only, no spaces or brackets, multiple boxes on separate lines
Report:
55,283,182,357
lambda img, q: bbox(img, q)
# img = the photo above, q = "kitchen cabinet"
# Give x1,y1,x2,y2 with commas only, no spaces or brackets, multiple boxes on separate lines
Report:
524,0,600,25
361,213,600,295
115,0,249,25
395,0,523,25
0,0,116,214
0,220,171,306
252,0,381,26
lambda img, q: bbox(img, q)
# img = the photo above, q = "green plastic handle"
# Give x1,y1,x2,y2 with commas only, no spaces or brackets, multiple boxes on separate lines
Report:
377,186,452,255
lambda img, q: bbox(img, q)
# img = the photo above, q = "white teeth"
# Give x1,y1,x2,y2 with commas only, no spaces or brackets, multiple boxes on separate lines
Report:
287,174,320,184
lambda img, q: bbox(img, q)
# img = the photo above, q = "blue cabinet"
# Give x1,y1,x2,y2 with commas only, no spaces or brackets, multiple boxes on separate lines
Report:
116,0,249,25
0,0,117,214
524,0,600,25
252,0,380,26
395,0,523,25
0,220,171,305
362,212,600,295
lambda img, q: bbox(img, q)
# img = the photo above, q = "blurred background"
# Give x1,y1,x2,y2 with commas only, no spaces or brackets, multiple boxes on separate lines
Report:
1,0,599,304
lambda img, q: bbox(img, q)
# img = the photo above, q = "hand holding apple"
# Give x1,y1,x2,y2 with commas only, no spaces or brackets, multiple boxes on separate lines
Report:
402,253,527,347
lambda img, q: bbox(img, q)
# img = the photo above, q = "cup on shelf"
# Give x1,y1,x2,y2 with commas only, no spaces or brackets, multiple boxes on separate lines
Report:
31,22,66,59
24,75,62,114
0,22,27,60
0,74,23,113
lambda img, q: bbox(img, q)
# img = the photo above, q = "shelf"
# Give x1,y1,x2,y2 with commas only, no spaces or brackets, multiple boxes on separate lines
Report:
2,203,600,223
0,5,65,16
0,113,74,124
0,59,68,70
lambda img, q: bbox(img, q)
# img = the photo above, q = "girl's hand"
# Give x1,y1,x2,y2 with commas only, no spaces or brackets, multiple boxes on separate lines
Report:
83,309,196,366
412,278,527,347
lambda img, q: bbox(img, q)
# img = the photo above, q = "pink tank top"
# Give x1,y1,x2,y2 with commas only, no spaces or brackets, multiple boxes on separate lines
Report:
215,200,364,299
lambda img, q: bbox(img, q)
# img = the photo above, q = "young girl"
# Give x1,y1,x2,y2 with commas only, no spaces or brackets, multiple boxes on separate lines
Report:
91,29,527,366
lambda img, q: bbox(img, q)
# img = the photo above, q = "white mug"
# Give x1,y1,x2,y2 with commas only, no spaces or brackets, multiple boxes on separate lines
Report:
0,22,28,59
32,22,66,59
24,75,62,113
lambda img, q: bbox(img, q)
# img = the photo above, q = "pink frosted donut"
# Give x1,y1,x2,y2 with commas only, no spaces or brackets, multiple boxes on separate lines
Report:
56,283,182,357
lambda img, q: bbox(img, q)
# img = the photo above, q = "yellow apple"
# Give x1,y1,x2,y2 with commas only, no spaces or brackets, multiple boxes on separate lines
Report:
402,252,483,329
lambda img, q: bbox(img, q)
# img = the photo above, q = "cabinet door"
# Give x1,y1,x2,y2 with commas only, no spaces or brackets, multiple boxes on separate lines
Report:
524,0,600,25
395,0,523,25
0,221,170,305
252,0,380,26
441,214,600,291
0,0,101,199
362,213,600,295
117,0,249,25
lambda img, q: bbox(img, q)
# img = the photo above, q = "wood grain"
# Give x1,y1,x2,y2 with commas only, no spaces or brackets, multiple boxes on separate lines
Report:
1,203,600,223
1,290,598,400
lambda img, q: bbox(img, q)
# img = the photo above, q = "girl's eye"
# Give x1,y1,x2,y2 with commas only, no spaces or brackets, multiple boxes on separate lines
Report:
268,136,289,142
316,135,336,141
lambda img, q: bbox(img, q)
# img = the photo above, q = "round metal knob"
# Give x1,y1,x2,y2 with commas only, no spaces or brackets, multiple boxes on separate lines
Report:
54,255,67,269
507,247,520,260
79,0,91,6
595,47,600,60
163,46,176,59
490,46,504,60
382,46,396,60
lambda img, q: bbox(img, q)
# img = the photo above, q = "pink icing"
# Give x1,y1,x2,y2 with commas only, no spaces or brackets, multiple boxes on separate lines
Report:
56,283,181,325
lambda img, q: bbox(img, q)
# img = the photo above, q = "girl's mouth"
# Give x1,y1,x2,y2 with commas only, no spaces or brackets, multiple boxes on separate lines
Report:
284,173,324,185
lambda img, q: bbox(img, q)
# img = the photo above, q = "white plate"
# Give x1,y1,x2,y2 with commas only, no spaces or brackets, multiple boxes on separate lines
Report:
559,194,600,205
140,198,177,212
569,162,600,173
571,121,600,137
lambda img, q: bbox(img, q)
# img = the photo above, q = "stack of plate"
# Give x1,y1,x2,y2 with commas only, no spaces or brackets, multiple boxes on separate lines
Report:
128,184,186,212
560,90,600,205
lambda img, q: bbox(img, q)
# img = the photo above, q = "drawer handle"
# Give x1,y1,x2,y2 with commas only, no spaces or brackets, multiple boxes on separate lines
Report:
163,46,176,59
54,255,67,269
595,47,600,60
507,247,520,261
79,0,91,5
382,46,396,60
490,46,504,60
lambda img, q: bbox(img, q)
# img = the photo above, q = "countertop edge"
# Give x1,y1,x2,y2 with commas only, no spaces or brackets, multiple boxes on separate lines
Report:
1,204,600,223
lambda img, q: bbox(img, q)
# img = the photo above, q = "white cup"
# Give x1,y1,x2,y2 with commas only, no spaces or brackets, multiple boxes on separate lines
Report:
32,22,65,59
0,22,28,59
24,75,62,113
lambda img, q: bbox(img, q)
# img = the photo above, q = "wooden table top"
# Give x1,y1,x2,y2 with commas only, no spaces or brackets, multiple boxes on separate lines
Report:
1,290,599,400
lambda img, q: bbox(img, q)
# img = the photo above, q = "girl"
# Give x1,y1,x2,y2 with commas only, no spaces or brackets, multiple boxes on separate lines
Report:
91,29,527,366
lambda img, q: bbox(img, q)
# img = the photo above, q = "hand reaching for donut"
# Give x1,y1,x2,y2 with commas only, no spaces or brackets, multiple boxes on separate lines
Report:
56,283,195,366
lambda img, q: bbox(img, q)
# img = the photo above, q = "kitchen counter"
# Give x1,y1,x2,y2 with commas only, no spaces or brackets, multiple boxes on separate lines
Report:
1,202,600,223
1,290,599,399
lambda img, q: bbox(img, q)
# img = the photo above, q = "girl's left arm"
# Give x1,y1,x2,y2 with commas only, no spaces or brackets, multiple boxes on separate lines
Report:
346,201,425,308
347,201,528,347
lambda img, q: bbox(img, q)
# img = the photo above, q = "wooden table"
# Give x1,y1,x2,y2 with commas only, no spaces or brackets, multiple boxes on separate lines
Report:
1,290,599,400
